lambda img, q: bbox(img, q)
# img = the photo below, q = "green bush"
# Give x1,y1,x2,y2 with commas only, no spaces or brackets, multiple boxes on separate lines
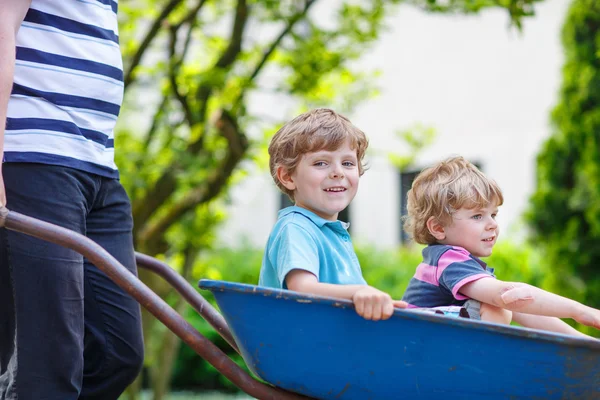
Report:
169,241,552,391
357,245,422,299
483,241,547,288
526,0,600,309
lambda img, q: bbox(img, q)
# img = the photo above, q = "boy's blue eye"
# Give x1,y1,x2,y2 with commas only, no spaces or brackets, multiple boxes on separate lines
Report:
342,161,356,167
472,215,482,220
314,161,326,166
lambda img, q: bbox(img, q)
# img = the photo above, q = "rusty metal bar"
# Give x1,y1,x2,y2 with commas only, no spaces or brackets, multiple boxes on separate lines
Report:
135,252,239,353
0,208,313,400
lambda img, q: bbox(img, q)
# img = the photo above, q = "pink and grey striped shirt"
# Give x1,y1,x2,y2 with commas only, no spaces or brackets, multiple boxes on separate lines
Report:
402,244,495,308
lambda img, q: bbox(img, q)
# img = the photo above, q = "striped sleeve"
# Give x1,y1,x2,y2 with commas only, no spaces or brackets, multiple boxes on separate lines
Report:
438,248,495,300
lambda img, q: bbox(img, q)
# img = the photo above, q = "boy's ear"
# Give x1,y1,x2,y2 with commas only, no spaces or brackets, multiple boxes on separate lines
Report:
276,166,296,191
426,216,446,241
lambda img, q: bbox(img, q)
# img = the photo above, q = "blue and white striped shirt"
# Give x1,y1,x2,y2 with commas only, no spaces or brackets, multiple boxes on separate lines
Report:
6,0,122,178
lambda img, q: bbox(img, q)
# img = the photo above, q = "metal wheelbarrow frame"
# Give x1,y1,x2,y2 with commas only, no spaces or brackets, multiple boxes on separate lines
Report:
0,207,312,400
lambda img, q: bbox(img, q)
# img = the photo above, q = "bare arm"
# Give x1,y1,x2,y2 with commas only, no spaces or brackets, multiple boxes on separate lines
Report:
460,278,600,330
286,269,407,321
0,1,32,206
512,312,594,339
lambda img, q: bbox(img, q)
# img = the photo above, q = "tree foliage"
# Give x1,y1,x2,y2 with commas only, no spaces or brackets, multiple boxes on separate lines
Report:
527,0,600,309
115,0,545,397
117,0,542,258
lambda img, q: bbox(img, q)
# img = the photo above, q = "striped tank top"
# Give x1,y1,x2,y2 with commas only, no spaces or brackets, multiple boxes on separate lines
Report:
6,0,122,178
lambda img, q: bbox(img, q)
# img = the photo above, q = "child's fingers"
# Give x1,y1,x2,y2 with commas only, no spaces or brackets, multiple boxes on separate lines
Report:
354,297,365,317
382,302,394,320
577,309,600,329
362,302,373,320
393,300,408,309
591,309,600,329
353,288,397,320
372,301,383,321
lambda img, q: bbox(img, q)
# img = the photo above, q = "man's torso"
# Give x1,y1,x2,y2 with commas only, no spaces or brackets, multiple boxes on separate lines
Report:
6,0,123,178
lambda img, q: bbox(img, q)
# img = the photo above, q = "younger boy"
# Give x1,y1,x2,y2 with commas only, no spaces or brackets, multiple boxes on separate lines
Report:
402,156,600,336
259,108,407,321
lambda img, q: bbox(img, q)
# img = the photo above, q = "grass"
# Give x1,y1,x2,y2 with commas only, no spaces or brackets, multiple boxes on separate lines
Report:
137,390,253,400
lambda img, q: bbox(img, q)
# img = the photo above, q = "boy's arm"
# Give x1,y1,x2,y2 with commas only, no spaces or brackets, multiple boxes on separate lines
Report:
286,269,407,321
512,312,594,338
0,1,32,206
460,278,600,329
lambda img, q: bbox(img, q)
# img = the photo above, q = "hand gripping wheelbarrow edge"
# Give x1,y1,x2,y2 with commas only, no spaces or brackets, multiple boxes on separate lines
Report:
0,207,312,400
3,208,600,400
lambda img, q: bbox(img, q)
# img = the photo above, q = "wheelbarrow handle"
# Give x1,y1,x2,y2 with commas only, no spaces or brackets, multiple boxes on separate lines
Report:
135,252,239,353
0,207,313,400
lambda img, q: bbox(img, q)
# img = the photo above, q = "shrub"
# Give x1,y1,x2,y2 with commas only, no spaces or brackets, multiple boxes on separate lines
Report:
526,0,600,309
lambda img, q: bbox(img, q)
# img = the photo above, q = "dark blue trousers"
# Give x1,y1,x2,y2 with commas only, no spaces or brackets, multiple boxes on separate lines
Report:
0,164,144,400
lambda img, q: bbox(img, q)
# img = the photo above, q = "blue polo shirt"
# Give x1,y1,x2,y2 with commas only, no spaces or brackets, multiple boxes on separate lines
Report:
259,206,367,289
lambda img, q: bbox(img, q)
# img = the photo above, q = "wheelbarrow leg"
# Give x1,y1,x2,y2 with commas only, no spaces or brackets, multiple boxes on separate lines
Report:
135,252,239,353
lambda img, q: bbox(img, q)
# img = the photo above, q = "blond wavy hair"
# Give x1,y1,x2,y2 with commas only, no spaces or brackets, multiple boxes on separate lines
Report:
404,156,504,244
268,108,369,200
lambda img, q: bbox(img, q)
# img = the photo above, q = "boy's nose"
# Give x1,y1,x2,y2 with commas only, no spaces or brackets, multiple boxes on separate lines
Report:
329,167,344,179
487,218,498,230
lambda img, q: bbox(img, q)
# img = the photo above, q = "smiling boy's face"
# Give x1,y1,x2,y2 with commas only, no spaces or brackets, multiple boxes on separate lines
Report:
436,204,500,258
278,140,359,221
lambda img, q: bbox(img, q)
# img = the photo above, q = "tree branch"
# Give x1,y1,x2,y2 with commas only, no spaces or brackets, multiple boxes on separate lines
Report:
132,169,177,240
179,0,209,27
143,96,169,153
168,25,195,126
190,0,249,155
138,110,248,251
132,94,170,180
233,0,316,111
124,0,185,89
216,0,249,68
133,1,249,232
166,0,206,127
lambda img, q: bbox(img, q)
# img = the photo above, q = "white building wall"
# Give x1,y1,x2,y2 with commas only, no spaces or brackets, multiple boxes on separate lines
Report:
217,0,571,248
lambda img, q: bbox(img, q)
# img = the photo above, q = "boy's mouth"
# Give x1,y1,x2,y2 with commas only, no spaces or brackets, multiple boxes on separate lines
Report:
482,237,495,242
324,187,346,192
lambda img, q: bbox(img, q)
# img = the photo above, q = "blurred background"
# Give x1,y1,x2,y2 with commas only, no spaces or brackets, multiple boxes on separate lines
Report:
115,0,599,398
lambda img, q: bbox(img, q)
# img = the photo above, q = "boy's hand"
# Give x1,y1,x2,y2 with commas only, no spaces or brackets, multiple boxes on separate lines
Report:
352,286,407,321
574,306,600,330
499,285,534,309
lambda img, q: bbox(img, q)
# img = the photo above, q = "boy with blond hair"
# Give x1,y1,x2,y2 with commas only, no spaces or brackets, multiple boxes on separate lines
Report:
259,108,407,321
402,156,600,336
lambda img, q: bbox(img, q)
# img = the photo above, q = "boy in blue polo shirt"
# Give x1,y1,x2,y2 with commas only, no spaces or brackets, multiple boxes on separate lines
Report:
259,108,407,321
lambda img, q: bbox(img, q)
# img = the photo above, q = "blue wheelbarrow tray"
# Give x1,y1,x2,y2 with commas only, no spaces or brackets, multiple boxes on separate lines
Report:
199,279,600,400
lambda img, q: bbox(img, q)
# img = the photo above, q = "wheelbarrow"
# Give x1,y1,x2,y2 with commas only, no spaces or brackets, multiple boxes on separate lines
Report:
1,207,599,400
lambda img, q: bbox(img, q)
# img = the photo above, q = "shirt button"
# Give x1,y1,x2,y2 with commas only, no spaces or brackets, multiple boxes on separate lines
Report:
342,235,350,241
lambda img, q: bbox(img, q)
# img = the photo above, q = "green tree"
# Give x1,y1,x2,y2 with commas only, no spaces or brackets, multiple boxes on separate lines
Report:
388,124,437,171
527,0,600,314
116,0,544,398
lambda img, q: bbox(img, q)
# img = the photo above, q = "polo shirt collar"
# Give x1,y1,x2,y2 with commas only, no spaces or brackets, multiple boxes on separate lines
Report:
279,206,350,230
